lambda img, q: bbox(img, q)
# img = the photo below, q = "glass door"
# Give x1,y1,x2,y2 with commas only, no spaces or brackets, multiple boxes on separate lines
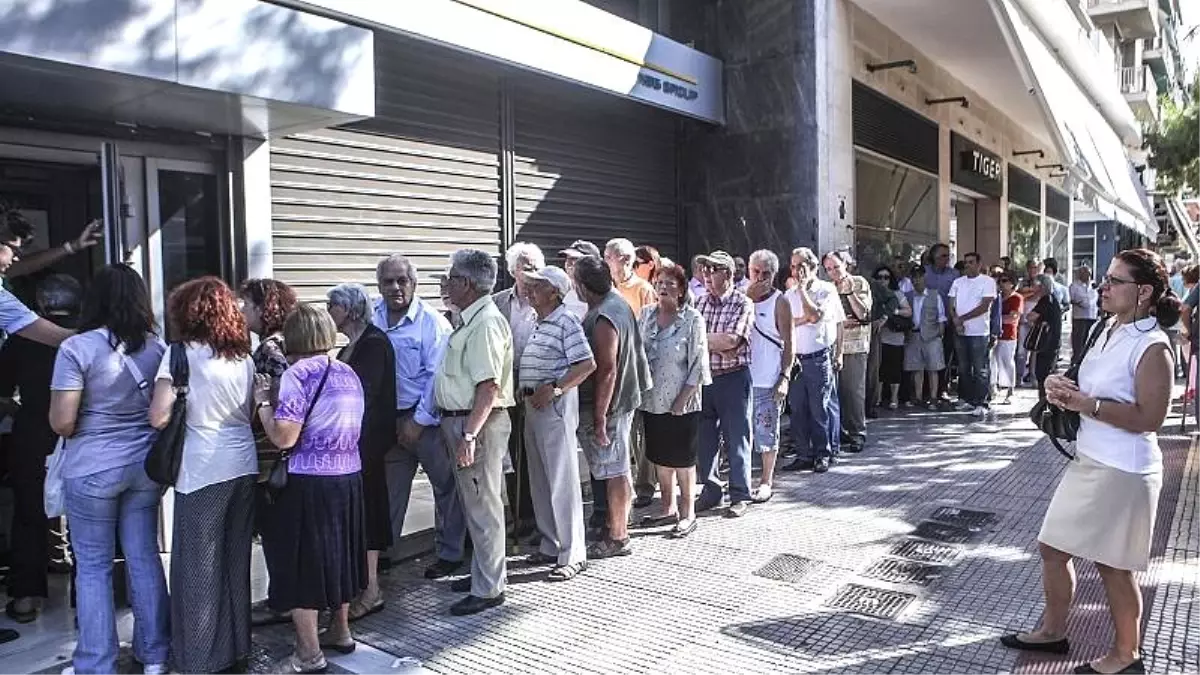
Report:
147,159,225,325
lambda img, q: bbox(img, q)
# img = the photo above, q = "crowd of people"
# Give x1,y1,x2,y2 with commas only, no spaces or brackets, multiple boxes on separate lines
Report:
0,202,1184,674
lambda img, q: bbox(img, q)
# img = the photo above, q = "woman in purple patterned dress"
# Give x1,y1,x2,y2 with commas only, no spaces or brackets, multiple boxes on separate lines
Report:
253,304,367,674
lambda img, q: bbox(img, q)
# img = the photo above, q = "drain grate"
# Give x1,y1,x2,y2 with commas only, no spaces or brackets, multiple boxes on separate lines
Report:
930,507,998,531
889,538,962,565
912,520,978,544
824,584,917,620
861,558,946,587
754,554,820,583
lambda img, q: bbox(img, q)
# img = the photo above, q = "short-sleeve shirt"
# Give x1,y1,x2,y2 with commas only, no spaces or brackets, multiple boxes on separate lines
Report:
616,275,656,315
1001,294,1023,341
949,274,998,337
51,329,165,479
434,295,516,411
639,305,711,414
156,344,257,494
518,304,593,388
0,287,38,336
696,288,753,372
274,356,364,476
787,280,845,354
1069,282,1099,321
836,276,874,354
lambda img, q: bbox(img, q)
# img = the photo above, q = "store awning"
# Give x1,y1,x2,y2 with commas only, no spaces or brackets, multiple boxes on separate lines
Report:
1167,198,1200,257
990,0,1157,238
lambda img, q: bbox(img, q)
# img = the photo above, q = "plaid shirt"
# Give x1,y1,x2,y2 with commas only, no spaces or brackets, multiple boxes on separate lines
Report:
696,288,754,373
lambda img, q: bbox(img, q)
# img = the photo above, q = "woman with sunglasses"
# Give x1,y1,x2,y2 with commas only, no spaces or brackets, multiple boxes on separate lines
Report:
1002,248,1177,675
872,266,911,410
633,245,661,283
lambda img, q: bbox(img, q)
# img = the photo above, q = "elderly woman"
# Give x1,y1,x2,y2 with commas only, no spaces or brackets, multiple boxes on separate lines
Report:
638,262,710,538
1026,273,1064,400
1003,249,1176,675
255,304,367,673
327,283,396,618
516,266,596,580
873,265,912,410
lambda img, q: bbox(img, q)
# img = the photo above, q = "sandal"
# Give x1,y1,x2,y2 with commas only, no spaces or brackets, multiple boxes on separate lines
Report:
669,518,697,539
638,513,679,528
317,631,356,655
547,561,588,582
525,551,557,565
347,594,385,622
587,537,632,559
279,652,328,674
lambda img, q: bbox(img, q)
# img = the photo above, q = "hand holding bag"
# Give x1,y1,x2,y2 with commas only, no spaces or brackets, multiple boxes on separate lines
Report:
145,343,190,485
265,358,332,498
1029,319,1105,459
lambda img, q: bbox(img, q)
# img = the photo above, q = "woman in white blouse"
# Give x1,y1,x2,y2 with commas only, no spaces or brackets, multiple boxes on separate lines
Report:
1001,249,1177,675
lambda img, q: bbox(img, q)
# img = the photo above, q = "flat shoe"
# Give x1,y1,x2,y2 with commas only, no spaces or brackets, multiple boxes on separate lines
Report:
450,593,505,616
347,595,384,622
638,513,679,528
999,633,1070,654
317,632,356,655
750,486,773,504
1073,659,1144,674
525,552,557,565
280,652,328,674
5,600,38,624
669,519,697,539
0,628,17,645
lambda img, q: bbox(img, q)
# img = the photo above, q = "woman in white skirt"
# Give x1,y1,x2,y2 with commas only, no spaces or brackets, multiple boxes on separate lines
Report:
991,274,1022,404
1000,248,1178,675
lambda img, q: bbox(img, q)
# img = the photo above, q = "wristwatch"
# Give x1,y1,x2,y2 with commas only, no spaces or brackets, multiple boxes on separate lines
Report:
463,431,477,443
1090,399,1102,419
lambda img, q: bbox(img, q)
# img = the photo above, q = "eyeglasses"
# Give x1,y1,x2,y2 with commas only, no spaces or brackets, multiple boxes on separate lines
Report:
0,241,22,258
1101,274,1137,287
704,265,730,275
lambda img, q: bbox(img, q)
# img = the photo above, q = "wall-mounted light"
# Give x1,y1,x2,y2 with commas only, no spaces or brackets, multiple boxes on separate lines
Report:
1049,171,1069,178
925,96,969,108
866,59,918,74
1036,162,1065,170
1012,149,1045,158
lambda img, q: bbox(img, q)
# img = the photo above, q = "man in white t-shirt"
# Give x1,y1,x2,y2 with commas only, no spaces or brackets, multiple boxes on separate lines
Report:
948,252,997,416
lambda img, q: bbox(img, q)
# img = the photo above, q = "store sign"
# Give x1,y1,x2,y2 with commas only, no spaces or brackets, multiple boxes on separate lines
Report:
272,0,725,125
950,132,1003,197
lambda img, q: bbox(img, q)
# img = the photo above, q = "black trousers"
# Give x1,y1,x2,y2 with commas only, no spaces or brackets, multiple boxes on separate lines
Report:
1071,319,1096,360
938,322,958,398
505,405,535,527
3,431,55,598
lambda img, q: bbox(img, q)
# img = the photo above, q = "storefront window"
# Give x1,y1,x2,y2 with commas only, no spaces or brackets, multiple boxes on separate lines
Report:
1008,207,1040,269
854,151,938,273
1044,218,1070,273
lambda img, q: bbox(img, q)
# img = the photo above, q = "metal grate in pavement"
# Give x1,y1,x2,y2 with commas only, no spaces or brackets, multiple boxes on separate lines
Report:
824,584,917,620
753,553,820,583
912,520,978,544
861,558,946,587
888,538,962,565
930,507,998,531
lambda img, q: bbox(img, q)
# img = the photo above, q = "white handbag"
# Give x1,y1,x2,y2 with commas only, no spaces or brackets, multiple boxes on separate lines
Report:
43,437,67,518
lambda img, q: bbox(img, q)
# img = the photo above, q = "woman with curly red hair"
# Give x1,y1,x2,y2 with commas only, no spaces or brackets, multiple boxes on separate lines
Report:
149,276,257,674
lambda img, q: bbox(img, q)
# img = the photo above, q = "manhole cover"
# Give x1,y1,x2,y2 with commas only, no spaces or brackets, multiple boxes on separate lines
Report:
889,538,962,564
753,554,820,583
861,558,946,586
930,507,998,531
912,520,977,544
824,584,916,620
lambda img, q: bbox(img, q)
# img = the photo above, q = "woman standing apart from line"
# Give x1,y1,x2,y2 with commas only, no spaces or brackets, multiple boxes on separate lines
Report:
150,277,257,674
1001,248,1177,675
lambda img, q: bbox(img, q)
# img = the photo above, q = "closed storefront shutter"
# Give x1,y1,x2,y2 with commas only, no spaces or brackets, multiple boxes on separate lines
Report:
511,74,678,261
270,35,502,301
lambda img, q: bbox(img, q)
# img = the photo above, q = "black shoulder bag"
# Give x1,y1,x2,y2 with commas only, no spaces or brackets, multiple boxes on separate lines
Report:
265,358,332,499
1029,320,1105,459
145,343,189,485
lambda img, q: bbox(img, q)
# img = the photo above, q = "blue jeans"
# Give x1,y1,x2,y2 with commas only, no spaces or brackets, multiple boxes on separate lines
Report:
64,463,168,674
790,350,838,460
698,368,753,504
956,335,992,407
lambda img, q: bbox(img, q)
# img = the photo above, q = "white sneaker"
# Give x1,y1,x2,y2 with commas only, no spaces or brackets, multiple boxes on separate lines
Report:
144,665,170,675
972,406,988,417
61,667,75,675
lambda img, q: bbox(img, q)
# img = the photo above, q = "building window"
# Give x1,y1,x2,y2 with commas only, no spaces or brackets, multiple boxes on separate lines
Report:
1008,206,1040,269
1073,229,1096,272
853,150,938,273
1044,218,1070,272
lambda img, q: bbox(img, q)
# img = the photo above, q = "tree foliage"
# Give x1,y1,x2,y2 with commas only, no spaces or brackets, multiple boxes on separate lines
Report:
1146,74,1199,196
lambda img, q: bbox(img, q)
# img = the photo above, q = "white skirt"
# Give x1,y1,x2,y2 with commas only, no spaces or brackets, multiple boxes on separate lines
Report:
1038,451,1161,571
991,339,1017,388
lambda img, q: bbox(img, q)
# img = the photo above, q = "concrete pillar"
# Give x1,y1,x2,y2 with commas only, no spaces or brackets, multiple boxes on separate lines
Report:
938,125,953,248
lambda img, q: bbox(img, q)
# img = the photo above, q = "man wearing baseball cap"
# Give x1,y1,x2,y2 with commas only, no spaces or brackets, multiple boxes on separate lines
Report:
515,266,596,580
559,240,601,320
693,250,756,517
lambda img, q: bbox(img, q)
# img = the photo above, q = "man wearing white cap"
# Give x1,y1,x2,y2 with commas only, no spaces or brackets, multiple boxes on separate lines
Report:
559,240,601,319
516,266,596,580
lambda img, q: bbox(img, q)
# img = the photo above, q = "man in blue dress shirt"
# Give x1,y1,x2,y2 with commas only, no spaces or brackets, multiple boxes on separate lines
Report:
373,254,467,580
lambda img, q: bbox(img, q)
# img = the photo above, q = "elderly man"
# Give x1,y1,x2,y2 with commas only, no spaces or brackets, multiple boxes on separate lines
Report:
925,243,960,400
823,250,873,454
372,254,467,581
435,248,515,616
694,250,756,516
560,240,601,319
745,250,793,503
604,238,657,508
783,247,845,473
494,242,545,538
573,255,651,558
517,266,596,580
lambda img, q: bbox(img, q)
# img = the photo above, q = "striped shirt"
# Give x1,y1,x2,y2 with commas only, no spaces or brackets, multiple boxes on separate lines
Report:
518,304,594,388
696,288,754,373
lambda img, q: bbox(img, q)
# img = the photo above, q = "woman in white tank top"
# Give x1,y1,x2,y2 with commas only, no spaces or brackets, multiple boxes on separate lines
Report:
1001,249,1178,675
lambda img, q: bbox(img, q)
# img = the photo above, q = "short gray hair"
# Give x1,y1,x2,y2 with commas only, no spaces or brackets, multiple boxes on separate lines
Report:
749,249,780,278
791,247,819,270
605,238,635,258
504,242,545,274
326,283,372,325
376,254,418,285
1035,273,1056,295
450,248,498,294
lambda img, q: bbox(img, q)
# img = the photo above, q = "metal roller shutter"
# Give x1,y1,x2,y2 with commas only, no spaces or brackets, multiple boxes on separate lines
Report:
270,35,502,302
511,74,678,262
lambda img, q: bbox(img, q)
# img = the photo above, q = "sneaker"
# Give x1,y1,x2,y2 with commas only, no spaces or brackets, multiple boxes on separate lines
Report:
904,401,915,408
726,501,750,518
887,401,898,410
972,406,988,417
813,457,831,473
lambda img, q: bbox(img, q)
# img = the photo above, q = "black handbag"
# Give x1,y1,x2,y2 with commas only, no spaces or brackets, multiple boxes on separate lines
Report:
886,312,914,333
265,358,332,498
1029,320,1105,459
144,343,189,485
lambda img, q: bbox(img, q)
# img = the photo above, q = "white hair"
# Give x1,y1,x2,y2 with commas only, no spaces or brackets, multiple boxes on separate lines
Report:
605,238,636,258
749,249,780,278
504,242,545,274
451,249,498,294
376,254,418,285
791,247,819,270
326,283,373,324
